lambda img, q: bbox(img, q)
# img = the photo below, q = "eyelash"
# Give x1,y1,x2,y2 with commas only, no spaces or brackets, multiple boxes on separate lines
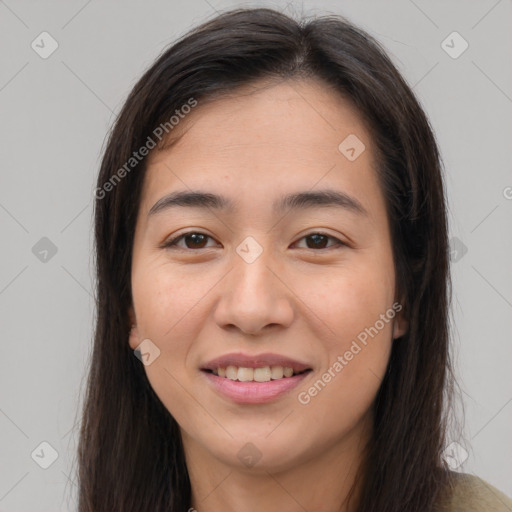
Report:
161,231,347,251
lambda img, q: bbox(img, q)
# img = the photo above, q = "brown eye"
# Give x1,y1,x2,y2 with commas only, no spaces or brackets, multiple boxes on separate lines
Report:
183,233,209,248
163,232,217,250
306,234,329,249
295,233,345,250
162,231,345,251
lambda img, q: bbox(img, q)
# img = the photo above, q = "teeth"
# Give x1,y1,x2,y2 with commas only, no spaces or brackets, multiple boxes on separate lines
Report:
271,366,284,379
254,367,272,382
215,365,299,381
226,365,238,380
283,367,294,378
237,367,254,381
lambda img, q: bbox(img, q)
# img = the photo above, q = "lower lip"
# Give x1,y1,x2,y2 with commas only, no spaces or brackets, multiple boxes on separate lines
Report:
202,370,311,404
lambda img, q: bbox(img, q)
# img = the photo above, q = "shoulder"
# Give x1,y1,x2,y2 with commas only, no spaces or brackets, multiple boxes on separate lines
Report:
437,471,512,512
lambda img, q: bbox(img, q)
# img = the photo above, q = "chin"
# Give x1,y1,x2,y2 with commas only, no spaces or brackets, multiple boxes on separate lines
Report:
198,428,315,473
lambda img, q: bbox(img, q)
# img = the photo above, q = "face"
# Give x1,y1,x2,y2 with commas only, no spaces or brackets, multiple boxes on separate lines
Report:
129,78,407,474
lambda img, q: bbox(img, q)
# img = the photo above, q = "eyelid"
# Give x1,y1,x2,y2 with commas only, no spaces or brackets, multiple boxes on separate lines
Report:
159,230,220,250
292,232,347,249
161,230,347,250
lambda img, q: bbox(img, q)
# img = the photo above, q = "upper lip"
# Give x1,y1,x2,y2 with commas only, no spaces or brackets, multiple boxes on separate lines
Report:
201,352,312,373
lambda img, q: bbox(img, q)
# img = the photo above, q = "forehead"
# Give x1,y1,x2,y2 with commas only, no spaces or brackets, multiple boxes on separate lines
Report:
150,78,372,158
141,78,380,215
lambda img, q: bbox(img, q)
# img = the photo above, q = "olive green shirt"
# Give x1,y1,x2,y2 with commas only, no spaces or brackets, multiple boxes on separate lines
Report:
439,472,512,511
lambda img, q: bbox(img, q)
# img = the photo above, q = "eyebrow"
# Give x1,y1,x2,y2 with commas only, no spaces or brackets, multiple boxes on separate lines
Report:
148,189,368,217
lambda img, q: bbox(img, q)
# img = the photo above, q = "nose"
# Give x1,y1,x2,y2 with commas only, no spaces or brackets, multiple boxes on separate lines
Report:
213,248,294,336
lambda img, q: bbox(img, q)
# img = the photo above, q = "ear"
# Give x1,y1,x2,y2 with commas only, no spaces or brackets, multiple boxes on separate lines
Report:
128,306,140,351
392,305,408,340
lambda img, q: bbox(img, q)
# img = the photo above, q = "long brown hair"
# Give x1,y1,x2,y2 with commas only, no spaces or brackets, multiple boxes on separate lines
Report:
76,7,459,511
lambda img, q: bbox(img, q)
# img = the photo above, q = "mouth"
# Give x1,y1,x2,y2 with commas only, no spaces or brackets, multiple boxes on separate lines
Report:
200,353,312,403
202,366,311,382
201,352,312,380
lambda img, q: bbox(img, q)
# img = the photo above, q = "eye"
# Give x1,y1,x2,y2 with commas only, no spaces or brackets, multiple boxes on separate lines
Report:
293,232,346,250
161,232,219,250
161,231,346,251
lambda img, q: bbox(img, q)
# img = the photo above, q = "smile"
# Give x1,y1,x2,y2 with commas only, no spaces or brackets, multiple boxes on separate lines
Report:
208,365,309,382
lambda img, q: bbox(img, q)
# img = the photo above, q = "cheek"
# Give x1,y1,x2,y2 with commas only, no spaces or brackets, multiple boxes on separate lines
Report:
292,259,394,415
132,262,212,343
292,259,396,348
294,299,393,448
131,264,220,425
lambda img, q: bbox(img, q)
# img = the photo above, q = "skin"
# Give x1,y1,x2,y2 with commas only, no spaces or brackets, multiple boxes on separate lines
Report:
128,78,408,512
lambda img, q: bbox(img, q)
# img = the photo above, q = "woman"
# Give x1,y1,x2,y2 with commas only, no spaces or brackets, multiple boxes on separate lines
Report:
78,7,512,511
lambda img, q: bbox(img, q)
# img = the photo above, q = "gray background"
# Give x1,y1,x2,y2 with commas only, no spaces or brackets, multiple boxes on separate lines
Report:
0,0,511,510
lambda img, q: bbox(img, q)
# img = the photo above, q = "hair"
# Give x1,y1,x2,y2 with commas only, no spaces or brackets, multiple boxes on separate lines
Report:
76,7,460,511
